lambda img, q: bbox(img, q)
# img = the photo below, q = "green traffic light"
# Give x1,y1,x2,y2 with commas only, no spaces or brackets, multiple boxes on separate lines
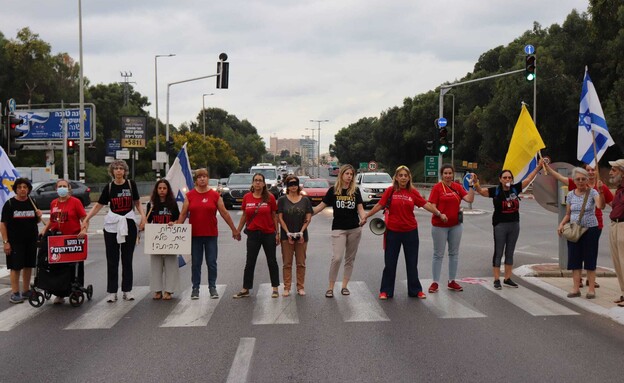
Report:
439,144,449,153
526,73,535,81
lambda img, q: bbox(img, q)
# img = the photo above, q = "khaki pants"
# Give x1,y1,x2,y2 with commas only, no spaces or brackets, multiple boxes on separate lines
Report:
609,222,624,292
328,227,362,283
281,240,307,291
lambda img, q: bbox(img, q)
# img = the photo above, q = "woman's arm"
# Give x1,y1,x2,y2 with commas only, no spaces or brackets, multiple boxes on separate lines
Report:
134,199,146,231
544,163,570,185
594,188,605,210
521,159,544,190
422,201,448,223
312,201,327,216
278,212,289,235
82,202,104,230
236,209,247,233
176,198,190,224
557,203,572,235
272,210,280,245
216,197,240,239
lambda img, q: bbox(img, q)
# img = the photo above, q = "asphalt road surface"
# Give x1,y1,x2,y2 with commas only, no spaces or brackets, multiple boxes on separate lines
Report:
0,196,623,383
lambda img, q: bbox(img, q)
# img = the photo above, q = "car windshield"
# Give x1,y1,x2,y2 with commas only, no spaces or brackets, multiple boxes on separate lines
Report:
251,169,277,179
209,179,219,187
228,174,254,185
303,180,329,188
362,174,392,183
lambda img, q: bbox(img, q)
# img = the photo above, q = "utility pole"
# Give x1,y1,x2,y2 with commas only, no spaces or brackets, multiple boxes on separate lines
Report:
309,119,328,178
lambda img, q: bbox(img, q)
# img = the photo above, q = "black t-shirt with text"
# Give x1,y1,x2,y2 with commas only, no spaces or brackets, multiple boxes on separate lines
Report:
322,187,363,230
1,197,39,242
98,180,140,215
146,201,180,224
487,181,522,226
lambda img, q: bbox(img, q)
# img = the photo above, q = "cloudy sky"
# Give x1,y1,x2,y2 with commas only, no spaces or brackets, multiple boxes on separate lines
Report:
3,0,589,154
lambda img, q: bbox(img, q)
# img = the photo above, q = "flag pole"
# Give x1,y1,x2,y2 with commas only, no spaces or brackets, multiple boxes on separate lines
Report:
591,130,600,182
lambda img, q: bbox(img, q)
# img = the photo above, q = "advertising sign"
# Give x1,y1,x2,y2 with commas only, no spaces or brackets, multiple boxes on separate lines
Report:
106,139,121,156
47,235,88,264
14,106,94,142
121,116,146,148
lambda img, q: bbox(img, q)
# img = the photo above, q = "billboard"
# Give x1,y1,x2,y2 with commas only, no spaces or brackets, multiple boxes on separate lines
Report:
14,104,95,143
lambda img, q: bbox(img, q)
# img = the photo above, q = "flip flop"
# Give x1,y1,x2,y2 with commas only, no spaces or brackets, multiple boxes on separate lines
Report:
325,290,334,298
614,296,624,304
341,288,350,296
163,292,172,300
153,292,162,300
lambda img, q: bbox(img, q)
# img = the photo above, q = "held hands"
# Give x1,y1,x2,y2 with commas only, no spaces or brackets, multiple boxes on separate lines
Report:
359,216,367,227
232,229,241,241
77,227,87,239
440,213,448,223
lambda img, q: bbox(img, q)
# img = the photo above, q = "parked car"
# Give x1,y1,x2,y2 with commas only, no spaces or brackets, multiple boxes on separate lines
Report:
209,178,220,192
301,178,330,206
329,165,340,177
356,172,393,208
279,175,311,196
221,173,254,210
30,180,91,210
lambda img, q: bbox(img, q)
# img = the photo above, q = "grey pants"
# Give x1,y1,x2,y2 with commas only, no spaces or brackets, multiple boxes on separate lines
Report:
328,227,362,283
150,254,180,293
492,222,520,267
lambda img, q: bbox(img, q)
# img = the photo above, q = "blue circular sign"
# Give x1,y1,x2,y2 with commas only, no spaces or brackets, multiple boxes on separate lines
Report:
524,45,535,55
437,117,448,128
462,173,473,191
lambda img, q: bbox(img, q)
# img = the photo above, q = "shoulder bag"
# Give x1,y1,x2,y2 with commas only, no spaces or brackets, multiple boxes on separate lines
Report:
561,190,590,243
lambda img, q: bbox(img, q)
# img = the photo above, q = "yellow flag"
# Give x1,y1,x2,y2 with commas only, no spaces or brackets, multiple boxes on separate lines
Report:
502,105,545,178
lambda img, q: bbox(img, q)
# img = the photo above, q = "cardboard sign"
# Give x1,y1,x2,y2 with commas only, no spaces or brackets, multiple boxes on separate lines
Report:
144,224,192,255
48,235,88,263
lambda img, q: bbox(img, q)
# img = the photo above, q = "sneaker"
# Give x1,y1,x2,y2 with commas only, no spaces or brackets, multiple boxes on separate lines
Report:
209,287,218,299
417,291,427,299
191,288,200,300
447,280,463,292
9,292,23,304
233,290,250,299
503,278,519,288
493,280,502,290
21,290,32,299
122,292,135,301
379,292,388,300
106,293,117,302
53,296,65,305
428,282,439,293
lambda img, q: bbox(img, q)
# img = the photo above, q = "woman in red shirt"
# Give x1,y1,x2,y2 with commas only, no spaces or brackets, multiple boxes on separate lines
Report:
364,166,446,299
234,173,280,298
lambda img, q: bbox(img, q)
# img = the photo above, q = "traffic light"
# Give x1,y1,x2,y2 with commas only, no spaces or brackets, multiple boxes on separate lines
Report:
216,53,229,89
7,114,24,156
438,127,449,153
166,137,175,156
68,140,75,155
525,54,536,81
426,140,434,152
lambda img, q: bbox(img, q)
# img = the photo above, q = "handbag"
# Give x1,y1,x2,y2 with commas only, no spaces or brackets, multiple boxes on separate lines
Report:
243,203,263,235
458,209,464,224
561,190,590,243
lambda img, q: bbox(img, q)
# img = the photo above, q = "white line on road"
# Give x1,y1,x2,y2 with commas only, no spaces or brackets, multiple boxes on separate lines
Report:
418,279,487,319
251,283,298,325
226,337,256,383
0,300,52,331
336,281,389,322
160,285,226,327
481,280,578,316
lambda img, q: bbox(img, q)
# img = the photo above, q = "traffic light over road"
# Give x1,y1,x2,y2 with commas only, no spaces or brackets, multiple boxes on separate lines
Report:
525,55,536,81
166,137,175,156
7,114,24,156
217,53,229,89
438,126,449,153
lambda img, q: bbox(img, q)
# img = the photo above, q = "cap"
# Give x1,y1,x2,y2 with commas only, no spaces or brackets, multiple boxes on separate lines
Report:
608,159,624,169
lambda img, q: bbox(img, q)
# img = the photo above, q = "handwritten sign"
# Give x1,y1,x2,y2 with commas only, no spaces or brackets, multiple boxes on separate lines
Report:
48,235,88,263
144,224,192,255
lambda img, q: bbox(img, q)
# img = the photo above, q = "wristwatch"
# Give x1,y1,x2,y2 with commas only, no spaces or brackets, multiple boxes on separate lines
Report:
2,240,8,244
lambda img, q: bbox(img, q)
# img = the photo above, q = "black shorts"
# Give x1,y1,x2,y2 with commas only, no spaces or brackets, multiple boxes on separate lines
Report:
6,240,37,270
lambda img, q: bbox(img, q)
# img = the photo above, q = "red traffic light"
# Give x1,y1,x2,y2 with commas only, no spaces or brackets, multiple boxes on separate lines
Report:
68,140,75,148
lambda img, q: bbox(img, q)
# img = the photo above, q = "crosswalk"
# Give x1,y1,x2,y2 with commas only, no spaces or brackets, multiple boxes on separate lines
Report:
0,278,580,331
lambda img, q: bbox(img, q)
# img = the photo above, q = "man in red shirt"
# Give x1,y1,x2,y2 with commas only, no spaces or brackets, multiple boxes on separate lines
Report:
608,160,624,306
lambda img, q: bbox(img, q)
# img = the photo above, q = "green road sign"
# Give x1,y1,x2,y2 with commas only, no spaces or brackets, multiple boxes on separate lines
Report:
359,162,368,170
424,155,438,177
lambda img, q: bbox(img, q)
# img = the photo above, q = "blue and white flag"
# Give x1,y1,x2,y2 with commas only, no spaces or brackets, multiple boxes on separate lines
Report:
0,146,20,210
165,142,194,206
577,68,614,167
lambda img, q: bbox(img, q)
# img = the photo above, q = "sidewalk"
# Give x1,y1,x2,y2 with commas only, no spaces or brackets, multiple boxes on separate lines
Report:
515,263,624,326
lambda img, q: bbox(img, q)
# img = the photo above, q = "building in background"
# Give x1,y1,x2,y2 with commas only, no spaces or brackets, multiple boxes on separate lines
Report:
269,136,317,165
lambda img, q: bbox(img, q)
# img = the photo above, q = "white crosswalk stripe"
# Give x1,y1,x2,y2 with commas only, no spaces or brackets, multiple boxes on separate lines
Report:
251,283,298,325
335,281,389,322
480,281,579,316
160,285,226,327
64,286,150,330
0,299,52,331
418,279,486,318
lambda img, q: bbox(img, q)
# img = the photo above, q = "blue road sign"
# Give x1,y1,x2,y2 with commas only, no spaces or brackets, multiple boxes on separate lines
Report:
524,45,535,55
8,98,16,113
437,117,448,128
106,139,121,156
14,107,94,142
462,173,473,192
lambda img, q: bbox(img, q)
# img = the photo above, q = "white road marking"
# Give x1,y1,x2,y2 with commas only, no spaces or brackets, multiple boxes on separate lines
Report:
336,281,389,322
481,280,578,316
226,337,256,383
0,300,52,331
160,285,226,327
418,279,486,319
251,283,298,325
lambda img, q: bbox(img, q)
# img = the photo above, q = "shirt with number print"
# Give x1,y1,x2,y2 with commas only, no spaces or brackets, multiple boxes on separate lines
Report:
322,187,363,230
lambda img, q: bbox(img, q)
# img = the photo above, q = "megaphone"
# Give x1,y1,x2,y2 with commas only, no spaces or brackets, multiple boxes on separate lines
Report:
369,218,386,235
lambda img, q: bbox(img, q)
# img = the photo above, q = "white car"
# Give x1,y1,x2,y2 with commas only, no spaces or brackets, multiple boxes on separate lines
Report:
356,172,393,208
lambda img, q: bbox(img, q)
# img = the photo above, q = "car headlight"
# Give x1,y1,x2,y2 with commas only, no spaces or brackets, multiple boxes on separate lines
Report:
221,187,230,193
362,188,372,193
301,190,307,196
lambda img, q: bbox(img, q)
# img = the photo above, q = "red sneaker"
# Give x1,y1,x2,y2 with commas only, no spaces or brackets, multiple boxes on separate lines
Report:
428,282,439,293
379,292,388,300
417,291,426,299
447,280,464,292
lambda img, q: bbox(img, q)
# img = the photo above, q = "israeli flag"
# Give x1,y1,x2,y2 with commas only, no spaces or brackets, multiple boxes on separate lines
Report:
577,68,614,167
165,142,194,206
515,156,537,185
0,146,20,210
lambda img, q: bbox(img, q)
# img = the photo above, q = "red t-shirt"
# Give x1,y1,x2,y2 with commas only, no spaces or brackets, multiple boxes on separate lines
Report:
428,181,467,227
49,197,86,235
379,186,427,232
186,188,220,236
568,178,613,229
242,193,278,234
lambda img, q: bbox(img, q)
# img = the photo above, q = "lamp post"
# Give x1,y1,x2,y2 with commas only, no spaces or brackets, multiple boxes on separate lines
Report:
202,93,214,138
78,0,85,182
305,127,318,177
309,119,328,178
154,53,175,178
443,92,455,168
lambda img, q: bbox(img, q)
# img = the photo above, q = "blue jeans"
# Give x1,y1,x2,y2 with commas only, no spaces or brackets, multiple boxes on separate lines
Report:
431,224,463,282
191,236,218,289
380,229,422,297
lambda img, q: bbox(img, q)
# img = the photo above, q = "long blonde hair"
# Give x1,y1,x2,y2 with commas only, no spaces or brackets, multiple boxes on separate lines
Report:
392,165,414,191
334,164,357,196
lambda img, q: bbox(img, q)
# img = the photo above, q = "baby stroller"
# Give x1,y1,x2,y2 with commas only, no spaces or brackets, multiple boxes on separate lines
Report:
28,231,93,308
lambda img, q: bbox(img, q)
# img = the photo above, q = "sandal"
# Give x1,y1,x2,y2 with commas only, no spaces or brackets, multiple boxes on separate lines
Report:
153,291,162,300
615,296,624,304
271,290,279,298
325,290,334,298
282,290,290,297
297,289,306,296
341,288,350,296
163,292,172,300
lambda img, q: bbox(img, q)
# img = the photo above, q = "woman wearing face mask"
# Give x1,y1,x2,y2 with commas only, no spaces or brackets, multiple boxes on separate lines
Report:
474,159,543,290
39,179,88,304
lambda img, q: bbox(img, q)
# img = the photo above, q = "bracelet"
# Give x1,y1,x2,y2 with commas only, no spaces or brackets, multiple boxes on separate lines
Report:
2,240,8,244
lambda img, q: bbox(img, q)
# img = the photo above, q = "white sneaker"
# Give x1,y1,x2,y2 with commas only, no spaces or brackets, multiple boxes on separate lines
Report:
106,293,117,302
122,292,135,301
53,296,65,305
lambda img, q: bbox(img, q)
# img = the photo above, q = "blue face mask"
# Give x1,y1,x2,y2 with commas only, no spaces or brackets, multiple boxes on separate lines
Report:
57,187,69,197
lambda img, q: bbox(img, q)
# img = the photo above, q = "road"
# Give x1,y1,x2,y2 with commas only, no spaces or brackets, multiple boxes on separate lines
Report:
0,196,623,382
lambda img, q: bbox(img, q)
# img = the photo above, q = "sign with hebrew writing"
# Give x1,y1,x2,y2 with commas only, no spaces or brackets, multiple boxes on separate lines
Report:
144,224,192,255
48,235,88,263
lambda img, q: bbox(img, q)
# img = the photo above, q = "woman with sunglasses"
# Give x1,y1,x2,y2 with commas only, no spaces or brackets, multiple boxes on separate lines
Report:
474,159,542,290
313,164,366,298
364,166,445,299
556,167,604,299
233,173,280,298
277,175,313,296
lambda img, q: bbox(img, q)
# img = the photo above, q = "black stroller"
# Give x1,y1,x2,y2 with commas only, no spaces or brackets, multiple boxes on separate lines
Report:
28,231,93,308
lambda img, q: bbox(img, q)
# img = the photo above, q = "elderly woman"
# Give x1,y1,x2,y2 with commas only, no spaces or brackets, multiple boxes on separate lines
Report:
0,178,43,304
83,160,146,303
557,167,605,299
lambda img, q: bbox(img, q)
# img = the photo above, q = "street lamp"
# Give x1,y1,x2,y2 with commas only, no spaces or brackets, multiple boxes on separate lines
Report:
444,92,455,168
154,53,176,178
310,119,328,178
202,93,214,138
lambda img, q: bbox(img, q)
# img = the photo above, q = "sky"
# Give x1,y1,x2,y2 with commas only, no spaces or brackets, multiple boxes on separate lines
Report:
2,0,590,155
